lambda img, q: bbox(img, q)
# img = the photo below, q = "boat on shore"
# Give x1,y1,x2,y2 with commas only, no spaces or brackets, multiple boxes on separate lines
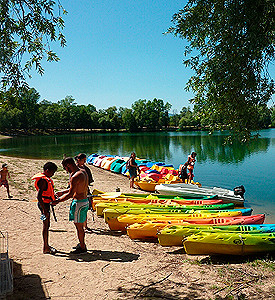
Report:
183,231,275,255
155,183,245,206
158,224,275,246
126,214,265,239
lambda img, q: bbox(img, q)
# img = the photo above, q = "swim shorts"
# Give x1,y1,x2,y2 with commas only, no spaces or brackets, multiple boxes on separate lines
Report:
37,202,51,215
129,167,137,178
69,198,89,223
0,180,8,188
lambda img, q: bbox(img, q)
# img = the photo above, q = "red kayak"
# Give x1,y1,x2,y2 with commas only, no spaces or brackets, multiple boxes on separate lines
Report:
126,214,265,239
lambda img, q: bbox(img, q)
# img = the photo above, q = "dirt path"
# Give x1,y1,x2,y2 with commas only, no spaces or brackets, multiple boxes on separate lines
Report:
0,155,274,299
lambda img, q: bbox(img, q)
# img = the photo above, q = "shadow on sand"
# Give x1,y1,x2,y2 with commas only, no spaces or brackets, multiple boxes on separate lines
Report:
54,249,140,263
84,227,126,237
7,261,49,300
166,246,275,265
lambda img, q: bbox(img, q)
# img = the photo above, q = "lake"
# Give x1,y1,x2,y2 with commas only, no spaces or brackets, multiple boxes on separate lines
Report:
0,129,274,222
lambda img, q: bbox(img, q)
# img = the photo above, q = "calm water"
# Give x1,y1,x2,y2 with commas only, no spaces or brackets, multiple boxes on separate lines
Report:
0,129,274,222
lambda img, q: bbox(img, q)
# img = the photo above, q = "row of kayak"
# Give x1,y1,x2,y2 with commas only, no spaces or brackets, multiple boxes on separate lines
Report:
87,153,246,206
87,153,199,190
92,191,275,255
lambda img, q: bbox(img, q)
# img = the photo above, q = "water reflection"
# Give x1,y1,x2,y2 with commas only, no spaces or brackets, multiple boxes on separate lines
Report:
170,134,270,164
0,130,272,164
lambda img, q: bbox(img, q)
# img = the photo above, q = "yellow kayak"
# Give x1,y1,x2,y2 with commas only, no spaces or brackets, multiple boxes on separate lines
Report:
107,211,242,231
183,232,275,255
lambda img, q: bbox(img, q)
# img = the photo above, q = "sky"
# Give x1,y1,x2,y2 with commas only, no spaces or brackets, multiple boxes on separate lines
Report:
28,0,274,112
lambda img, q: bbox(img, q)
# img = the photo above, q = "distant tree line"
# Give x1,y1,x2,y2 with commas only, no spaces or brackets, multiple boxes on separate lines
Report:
0,87,273,133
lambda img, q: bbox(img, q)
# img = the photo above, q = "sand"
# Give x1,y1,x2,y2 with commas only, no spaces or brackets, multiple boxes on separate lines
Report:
0,155,274,300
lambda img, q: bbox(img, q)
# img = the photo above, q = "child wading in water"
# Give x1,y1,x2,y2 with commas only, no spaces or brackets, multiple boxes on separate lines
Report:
0,163,12,198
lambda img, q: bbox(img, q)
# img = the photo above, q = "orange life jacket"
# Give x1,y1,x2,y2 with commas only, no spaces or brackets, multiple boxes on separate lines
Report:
32,173,55,203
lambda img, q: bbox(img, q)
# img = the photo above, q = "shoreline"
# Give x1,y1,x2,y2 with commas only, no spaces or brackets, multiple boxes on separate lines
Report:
0,155,274,299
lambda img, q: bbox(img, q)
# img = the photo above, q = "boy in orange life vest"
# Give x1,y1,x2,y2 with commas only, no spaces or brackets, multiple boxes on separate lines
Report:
187,152,197,183
32,162,58,254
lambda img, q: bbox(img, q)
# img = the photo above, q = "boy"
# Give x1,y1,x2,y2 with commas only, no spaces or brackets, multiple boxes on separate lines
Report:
0,163,12,198
32,162,58,254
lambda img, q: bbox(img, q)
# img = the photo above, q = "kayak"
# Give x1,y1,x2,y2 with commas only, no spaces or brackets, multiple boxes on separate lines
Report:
107,211,243,231
103,207,250,222
92,191,221,210
134,181,161,192
158,224,275,246
155,183,245,206
183,231,275,255
134,179,188,192
126,214,265,239
110,159,126,173
92,189,220,200
93,197,224,212
96,202,235,217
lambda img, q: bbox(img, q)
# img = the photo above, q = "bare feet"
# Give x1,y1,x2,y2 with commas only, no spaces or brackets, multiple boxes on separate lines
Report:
43,246,57,255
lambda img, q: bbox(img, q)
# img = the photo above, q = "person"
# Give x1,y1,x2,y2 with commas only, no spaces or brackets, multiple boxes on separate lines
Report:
32,162,58,254
126,152,139,188
0,163,12,198
186,152,197,183
53,157,89,254
178,162,188,182
75,153,94,232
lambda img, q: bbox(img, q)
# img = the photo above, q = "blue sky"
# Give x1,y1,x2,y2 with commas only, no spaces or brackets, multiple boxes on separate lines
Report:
29,0,274,112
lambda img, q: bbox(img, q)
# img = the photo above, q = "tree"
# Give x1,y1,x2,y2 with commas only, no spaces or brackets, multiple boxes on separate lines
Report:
0,0,67,89
178,106,198,129
121,108,138,132
271,106,275,127
132,99,147,129
257,104,271,129
57,96,76,130
168,0,275,141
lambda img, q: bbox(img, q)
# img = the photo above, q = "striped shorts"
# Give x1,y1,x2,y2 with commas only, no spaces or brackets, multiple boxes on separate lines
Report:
69,198,89,223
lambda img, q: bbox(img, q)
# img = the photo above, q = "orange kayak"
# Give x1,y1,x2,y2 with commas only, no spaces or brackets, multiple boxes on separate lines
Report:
108,211,243,231
126,214,265,239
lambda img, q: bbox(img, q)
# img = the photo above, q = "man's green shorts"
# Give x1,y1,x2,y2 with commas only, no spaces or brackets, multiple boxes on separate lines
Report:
69,198,89,223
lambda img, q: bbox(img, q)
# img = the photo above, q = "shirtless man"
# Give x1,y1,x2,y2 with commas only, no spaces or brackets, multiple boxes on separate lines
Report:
0,163,12,198
75,153,94,232
53,157,89,254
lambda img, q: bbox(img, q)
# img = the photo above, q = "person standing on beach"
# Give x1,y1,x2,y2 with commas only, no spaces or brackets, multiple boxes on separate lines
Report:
53,157,89,254
0,163,12,198
126,152,139,188
32,162,58,254
187,152,197,183
75,153,94,232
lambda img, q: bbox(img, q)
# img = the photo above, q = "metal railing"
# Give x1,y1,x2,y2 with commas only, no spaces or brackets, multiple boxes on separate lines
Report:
0,232,13,297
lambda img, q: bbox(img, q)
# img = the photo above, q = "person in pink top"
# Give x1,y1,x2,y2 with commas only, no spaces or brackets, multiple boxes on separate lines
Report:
187,152,197,183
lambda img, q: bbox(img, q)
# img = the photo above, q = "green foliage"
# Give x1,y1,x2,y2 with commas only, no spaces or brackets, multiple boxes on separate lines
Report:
178,106,199,129
0,87,272,132
121,108,138,132
132,98,171,130
0,0,67,89
168,0,275,141
271,106,275,127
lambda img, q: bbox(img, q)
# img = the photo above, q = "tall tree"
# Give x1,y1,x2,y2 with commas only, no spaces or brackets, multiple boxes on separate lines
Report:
168,0,275,141
0,0,67,89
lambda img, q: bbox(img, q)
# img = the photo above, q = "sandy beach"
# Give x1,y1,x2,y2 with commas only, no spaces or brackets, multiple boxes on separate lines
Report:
0,155,274,300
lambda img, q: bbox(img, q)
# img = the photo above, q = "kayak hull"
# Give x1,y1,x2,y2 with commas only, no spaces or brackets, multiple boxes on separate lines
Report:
183,232,275,255
158,223,275,246
108,211,243,231
156,184,245,206
126,215,265,239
